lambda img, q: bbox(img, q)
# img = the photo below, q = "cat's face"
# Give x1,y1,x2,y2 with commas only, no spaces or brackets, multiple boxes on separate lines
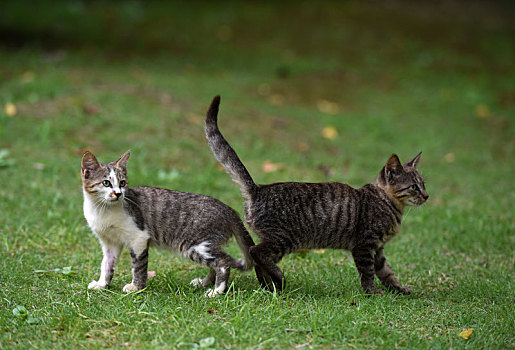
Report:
382,153,429,207
81,151,130,204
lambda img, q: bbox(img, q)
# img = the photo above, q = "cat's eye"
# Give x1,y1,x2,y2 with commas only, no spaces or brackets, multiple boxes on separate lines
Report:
119,180,126,187
102,180,111,187
410,184,418,191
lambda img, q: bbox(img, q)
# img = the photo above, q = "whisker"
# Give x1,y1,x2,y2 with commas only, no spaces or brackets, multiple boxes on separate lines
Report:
123,196,140,210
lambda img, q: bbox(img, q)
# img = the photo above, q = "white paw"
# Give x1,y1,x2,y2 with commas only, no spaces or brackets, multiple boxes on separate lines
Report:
205,288,220,298
122,283,138,293
88,280,106,290
190,278,203,288
204,286,225,298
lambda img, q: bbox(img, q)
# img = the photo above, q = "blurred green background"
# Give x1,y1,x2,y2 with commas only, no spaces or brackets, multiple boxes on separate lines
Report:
0,1,513,349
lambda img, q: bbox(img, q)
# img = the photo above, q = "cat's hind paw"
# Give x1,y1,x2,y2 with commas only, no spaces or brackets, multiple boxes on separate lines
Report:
204,282,226,298
190,278,203,288
88,280,106,290
204,288,222,298
396,286,412,295
122,283,138,293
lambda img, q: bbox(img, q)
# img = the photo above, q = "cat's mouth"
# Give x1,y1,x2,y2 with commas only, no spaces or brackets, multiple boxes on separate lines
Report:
410,197,428,207
104,195,123,204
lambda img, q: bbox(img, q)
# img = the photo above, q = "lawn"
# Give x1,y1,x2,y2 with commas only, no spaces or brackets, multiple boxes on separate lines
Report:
0,1,513,349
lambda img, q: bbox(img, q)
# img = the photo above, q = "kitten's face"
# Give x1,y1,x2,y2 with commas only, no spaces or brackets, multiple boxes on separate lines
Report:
81,151,130,204
383,153,429,207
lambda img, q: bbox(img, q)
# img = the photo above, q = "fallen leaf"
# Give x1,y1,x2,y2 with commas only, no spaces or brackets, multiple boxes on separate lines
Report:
262,160,284,173
313,249,326,254
198,337,215,348
295,142,310,153
187,113,203,126
458,328,473,340
317,100,341,115
21,71,35,83
82,103,102,115
268,94,285,106
33,163,45,170
443,153,455,163
475,104,490,118
321,126,338,140
5,102,17,117
147,271,156,279
13,306,28,319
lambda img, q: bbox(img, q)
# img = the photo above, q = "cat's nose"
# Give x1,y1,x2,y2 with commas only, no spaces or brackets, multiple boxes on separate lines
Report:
422,192,429,201
114,192,122,199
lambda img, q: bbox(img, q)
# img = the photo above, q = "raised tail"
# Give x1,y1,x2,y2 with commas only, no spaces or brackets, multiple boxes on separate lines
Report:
205,95,256,200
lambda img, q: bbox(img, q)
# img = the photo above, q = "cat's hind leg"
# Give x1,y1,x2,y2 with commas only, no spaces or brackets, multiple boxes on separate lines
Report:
249,241,285,292
205,266,230,298
200,247,236,298
190,268,215,288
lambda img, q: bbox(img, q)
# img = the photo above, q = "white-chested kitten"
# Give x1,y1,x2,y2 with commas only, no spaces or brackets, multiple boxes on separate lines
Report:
81,150,264,297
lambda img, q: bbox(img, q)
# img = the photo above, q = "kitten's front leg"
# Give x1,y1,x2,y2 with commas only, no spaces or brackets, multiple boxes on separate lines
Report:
374,248,411,295
352,245,384,295
88,242,122,290
123,239,150,293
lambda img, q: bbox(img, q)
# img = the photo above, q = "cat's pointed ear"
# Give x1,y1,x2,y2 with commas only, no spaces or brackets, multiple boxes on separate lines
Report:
115,150,130,169
405,151,422,168
385,154,403,177
81,151,100,178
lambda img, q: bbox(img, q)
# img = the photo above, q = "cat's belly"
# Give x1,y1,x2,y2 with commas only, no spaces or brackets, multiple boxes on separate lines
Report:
249,216,352,251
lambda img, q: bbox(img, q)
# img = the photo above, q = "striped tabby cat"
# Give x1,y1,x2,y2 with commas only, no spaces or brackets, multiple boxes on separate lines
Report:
205,95,429,295
81,150,256,297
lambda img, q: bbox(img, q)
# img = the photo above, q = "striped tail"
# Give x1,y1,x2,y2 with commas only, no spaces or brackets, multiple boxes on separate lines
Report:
205,95,256,200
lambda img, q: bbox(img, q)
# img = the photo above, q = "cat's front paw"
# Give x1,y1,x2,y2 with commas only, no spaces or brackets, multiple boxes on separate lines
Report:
88,280,106,290
122,283,138,293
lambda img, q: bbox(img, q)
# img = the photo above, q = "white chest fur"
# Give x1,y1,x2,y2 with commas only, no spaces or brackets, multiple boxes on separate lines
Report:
83,191,150,248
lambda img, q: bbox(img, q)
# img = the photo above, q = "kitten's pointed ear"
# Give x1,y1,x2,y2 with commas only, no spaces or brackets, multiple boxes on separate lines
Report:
115,150,130,169
81,151,100,178
385,154,403,174
405,151,422,168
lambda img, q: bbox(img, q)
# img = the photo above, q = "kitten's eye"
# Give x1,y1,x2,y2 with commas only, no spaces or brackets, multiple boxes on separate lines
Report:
119,180,126,187
102,180,111,187
410,184,418,191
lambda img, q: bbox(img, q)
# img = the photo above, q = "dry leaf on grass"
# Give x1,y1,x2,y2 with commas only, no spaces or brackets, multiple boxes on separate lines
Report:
262,160,284,173
475,104,490,118
321,126,338,140
458,328,473,340
5,103,17,117
317,100,341,115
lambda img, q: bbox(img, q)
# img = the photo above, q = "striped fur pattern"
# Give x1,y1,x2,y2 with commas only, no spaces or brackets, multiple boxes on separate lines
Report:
81,151,255,297
205,95,429,295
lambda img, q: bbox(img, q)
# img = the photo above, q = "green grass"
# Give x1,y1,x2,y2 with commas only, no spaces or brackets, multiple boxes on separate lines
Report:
0,1,513,349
